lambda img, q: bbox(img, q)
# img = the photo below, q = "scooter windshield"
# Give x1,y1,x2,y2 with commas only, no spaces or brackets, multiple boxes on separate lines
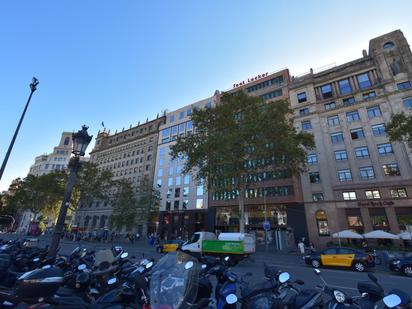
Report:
150,252,199,309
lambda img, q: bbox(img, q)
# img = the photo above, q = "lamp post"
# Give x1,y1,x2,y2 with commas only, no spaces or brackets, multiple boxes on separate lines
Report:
0,78,39,182
48,125,92,258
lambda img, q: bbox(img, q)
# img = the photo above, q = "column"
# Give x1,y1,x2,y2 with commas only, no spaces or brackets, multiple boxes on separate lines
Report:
385,207,401,234
360,208,373,232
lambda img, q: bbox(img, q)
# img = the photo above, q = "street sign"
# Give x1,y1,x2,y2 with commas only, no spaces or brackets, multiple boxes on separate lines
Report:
263,221,270,231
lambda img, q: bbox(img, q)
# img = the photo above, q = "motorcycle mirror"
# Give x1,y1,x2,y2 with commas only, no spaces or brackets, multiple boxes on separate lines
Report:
107,277,117,285
278,272,290,284
78,264,87,271
121,252,129,259
201,264,207,269
383,294,402,308
185,261,194,270
314,269,321,275
42,265,51,269
225,294,238,304
146,261,154,269
224,256,230,262
33,257,40,262
367,273,378,283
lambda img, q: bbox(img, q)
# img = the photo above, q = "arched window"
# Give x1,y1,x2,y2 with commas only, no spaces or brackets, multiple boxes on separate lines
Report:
383,41,395,50
84,216,91,227
64,137,70,145
315,210,329,236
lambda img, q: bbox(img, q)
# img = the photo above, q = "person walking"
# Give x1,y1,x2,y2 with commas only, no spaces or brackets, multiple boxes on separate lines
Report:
298,240,305,255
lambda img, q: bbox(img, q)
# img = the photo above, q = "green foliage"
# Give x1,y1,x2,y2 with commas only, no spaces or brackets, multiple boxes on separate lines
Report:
109,180,138,231
135,175,160,229
170,92,314,232
387,112,412,147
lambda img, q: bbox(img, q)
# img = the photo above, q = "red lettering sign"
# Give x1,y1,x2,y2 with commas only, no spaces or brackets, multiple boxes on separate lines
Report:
233,72,269,89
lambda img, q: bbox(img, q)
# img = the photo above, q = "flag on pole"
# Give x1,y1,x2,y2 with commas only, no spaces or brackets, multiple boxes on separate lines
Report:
101,121,105,128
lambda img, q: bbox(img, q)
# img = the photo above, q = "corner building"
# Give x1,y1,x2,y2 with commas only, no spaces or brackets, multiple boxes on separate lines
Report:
209,69,309,248
289,30,412,246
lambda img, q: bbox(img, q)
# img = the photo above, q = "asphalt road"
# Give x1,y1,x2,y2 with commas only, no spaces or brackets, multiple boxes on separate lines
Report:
2,233,412,299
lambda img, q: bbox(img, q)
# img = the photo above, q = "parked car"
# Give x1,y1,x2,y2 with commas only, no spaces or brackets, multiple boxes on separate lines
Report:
156,239,184,253
389,253,412,277
303,247,375,272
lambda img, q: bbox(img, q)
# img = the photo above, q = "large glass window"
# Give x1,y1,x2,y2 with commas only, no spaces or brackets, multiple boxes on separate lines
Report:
321,84,333,99
331,132,344,144
168,177,173,186
187,108,192,116
338,169,352,182
346,110,361,123
173,200,179,210
357,73,371,89
307,153,318,165
372,123,386,136
338,79,352,95
355,146,369,158
301,120,312,131
299,108,309,116
327,115,340,127
343,97,356,105
370,208,389,231
179,111,185,119
365,190,381,199
186,121,193,131
390,188,408,198
297,92,307,103
363,91,376,100
367,106,382,118
182,200,188,209
377,143,393,155
183,187,189,197
403,97,412,109
157,169,163,177
168,166,174,175
184,175,190,185
169,115,175,123
197,185,204,196
196,199,204,209
175,176,181,186
397,81,412,90
350,128,364,140
324,102,336,111
315,210,329,236
165,201,171,211
178,123,185,136
346,209,364,233
161,128,170,143
335,150,348,161
360,166,375,180
343,191,357,200
175,188,180,198
309,172,321,183
312,193,324,201
383,163,401,176
396,207,412,231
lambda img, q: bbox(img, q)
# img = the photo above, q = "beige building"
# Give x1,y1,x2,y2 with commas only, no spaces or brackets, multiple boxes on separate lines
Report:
289,30,412,246
74,116,165,234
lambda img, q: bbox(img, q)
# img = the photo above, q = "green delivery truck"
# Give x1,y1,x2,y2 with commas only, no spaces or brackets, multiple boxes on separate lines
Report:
181,232,256,257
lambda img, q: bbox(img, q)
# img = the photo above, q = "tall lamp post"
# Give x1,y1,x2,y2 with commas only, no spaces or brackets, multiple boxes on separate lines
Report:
0,78,39,182
48,125,92,258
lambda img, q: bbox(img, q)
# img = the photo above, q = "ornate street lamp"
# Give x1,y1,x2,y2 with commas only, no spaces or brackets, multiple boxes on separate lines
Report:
0,78,39,183
48,125,92,258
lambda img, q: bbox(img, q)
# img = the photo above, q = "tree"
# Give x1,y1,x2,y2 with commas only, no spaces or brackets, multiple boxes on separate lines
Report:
387,112,412,146
109,180,138,231
170,92,314,232
135,175,160,235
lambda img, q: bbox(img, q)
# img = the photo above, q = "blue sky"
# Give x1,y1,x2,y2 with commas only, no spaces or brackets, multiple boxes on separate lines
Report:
1,0,412,191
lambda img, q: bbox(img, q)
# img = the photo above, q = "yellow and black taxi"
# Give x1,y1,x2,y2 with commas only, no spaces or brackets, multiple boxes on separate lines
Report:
303,247,375,272
156,240,184,253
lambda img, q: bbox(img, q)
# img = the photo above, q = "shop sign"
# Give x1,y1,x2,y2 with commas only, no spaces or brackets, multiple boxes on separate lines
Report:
357,200,395,207
233,72,269,88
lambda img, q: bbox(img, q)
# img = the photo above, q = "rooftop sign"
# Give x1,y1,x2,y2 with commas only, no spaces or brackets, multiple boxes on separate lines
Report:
233,72,269,88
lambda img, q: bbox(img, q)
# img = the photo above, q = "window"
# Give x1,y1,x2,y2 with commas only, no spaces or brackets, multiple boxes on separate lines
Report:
360,166,375,180
175,176,181,186
347,210,364,232
363,91,376,100
351,128,364,140
390,188,408,198
367,106,382,118
299,108,309,116
175,188,180,198
397,81,411,90
324,102,336,111
157,169,163,177
323,248,337,254
169,115,175,123
357,73,371,89
187,108,192,116
197,185,204,196
339,79,352,95
372,123,386,136
165,201,171,211
383,41,395,49
331,132,344,144
315,210,329,236
343,97,356,105
168,177,173,186
365,190,381,199
196,199,204,209
335,150,348,161
343,191,357,200
327,115,340,127
338,169,352,181
168,166,174,175
309,172,321,183
301,120,312,131
297,92,307,103
346,110,360,122
174,200,179,210
403,97,412,109
383,163,401,176
184,175,190,185
307,153,318,165
377,143,393,155
179,111,185,119
370,209,389,230
355,146,369,158
260,89,283,100
205,102,212,109
321,84,333,99
156,179,162,187
178,123,185,136
183,187,189,197
64,137,70,145
312,193,324,201
161,128,170,143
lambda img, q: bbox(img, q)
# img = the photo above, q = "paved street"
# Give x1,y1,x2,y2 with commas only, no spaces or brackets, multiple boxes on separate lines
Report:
2,233,412,298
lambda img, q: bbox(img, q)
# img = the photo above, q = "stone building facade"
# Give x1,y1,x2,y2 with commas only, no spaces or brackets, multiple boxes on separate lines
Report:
289,30,412,246
74,116,165,233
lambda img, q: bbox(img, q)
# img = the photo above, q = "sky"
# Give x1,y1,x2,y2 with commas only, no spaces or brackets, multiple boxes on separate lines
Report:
1,0,412,191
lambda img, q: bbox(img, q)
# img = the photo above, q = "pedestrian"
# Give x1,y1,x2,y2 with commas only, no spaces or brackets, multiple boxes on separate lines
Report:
309,241,315,253
298,240,305,254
